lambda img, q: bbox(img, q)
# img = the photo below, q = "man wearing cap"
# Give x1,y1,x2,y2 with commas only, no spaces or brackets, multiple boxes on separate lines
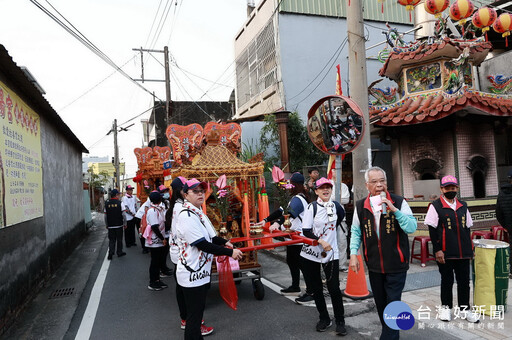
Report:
496,169,512,279
104,189,127,260
349,166,417,340
122,185,138,247
426,175,478,323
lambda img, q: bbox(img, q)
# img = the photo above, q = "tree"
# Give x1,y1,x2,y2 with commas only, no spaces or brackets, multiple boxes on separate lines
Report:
87,167,110,189
259,112,327,173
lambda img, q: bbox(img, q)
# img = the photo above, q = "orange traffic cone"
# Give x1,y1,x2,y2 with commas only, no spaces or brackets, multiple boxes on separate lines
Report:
341,254,372,300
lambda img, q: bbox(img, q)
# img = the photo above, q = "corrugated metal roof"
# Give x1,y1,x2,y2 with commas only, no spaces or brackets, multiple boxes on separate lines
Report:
279,0,414,24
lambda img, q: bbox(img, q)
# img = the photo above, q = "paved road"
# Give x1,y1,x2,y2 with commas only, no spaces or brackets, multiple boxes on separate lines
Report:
3,218,460,340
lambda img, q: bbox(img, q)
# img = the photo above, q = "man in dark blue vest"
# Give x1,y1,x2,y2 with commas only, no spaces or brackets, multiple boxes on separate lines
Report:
426,175,478,323
105,189,127,260
349,166,417,340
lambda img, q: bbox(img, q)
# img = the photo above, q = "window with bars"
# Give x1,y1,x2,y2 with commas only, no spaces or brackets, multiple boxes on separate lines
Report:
236,20,278,108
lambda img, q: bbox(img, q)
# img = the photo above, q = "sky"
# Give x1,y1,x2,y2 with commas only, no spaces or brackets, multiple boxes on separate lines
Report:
0,0,250,177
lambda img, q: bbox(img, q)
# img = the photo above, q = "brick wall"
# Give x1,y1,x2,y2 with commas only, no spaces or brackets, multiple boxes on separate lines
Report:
455,120,499,198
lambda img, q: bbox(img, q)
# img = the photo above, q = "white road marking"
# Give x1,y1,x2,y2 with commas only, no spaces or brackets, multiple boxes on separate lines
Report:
260,277,356,307
74,252,110,340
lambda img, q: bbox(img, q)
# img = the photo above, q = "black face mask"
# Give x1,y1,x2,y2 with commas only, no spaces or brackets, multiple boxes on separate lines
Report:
444,191,457,200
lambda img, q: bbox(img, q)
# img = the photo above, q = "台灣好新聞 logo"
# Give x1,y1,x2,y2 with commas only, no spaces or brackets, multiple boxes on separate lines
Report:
383,301,415,330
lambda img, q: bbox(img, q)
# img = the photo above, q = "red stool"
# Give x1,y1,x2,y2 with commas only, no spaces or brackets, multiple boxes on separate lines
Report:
471,230,493,239
410,236,435,267
492,226,509,242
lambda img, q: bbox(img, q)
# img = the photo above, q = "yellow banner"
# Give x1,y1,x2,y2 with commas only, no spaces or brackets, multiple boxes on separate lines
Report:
0,80,43,227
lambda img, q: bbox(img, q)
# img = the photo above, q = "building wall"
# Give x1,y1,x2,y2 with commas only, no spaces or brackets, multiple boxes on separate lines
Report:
278,14,412,122
0,103,84,334
455,120,499,198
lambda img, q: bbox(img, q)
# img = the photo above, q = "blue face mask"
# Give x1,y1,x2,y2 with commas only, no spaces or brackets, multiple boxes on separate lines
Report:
163,193,170,199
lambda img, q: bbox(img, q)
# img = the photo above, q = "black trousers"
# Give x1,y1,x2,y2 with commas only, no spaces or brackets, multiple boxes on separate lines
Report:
301,258,345,322
182,283,210,340
287,245,302,288
437,259,470,309
368,271,407,340
124,219,137,246
161,242,171,272
108,227,124,256
174,264,187,320
149,246,167,283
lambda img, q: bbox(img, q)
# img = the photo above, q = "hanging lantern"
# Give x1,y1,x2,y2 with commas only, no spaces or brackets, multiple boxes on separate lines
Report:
398,0,421,22
424,0,450,18
493,13,512,47
449,0,475,25
472,7,498,41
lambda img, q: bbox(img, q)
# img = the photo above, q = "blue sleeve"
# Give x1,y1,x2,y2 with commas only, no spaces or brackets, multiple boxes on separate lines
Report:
349,208,362,255
289,197,304,219
393,200,417,234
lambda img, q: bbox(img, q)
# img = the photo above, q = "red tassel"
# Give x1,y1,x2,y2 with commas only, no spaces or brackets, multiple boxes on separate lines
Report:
409,11,412,22
485,32,488,41
507,36,509,47
348,0,350,6
381,2,384,13
462,26,465,37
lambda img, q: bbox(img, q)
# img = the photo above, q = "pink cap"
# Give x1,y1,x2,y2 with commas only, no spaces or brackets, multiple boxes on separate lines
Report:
183,178,207,192
315,177,333,189
158,184,169,192
441,175,458,187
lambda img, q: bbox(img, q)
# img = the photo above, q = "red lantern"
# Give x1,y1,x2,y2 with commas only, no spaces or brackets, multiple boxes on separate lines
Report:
472,7,498,41
493,13,512,47
398,0,421,22
424,0,450,18
449,0,475,25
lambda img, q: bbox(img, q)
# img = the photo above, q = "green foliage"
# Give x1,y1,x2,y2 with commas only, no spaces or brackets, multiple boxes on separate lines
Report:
239,139,264,162
88,167,110,189
259,112,327,173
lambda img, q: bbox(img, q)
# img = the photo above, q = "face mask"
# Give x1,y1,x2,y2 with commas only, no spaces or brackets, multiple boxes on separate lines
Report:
163,193,170,199
444,191,457,200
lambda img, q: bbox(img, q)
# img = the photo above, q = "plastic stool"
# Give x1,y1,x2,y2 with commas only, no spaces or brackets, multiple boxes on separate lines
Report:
471,230,493,239
492,226,509,242
410,236,435,267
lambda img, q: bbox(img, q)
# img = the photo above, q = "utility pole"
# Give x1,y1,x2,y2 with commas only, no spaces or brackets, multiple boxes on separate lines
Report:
113,119,120,190
133,46,172,146
347,0,372,201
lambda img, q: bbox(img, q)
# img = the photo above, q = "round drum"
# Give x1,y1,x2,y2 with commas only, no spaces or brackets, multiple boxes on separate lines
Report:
472,239,510,315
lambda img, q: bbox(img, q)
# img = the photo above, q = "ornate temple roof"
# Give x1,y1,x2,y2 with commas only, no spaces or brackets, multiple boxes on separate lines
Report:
379,37,492,80
370,86,512,126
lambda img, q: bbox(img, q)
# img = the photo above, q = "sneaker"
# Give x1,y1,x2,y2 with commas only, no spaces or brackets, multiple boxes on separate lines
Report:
509,273,512,279
160,271,173,278
181,319,205,330
200,325,214,336
158,281,168,289
280,286,301,295
336,320,347,336
340,268,349,273
107,254,113,260
118,252,127,257
147,283,163,291
461,311,480,323
316,319,332,332
438,306,451,322
295,293,315,305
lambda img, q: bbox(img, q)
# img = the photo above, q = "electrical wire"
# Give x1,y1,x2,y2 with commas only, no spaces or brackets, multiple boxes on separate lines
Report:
149,0,173,50
144,0,165,48
287,37,348,102
58,55,136,112
30,0,162,101
169,71,216,120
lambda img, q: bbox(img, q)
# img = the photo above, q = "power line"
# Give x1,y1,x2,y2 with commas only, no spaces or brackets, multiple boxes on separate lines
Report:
149,0,173,50
30,0,162,101
144,0,165,48
58,55,136,112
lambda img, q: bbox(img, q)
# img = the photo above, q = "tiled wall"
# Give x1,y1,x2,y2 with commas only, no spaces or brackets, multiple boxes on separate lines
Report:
397,133,455,199
455,121,499,198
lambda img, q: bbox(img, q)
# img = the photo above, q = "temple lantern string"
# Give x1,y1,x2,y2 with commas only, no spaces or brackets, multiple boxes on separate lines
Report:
449,0,475,35
424,0,450,18
398,0,421,22
493,13,512,47
472,7,498,41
